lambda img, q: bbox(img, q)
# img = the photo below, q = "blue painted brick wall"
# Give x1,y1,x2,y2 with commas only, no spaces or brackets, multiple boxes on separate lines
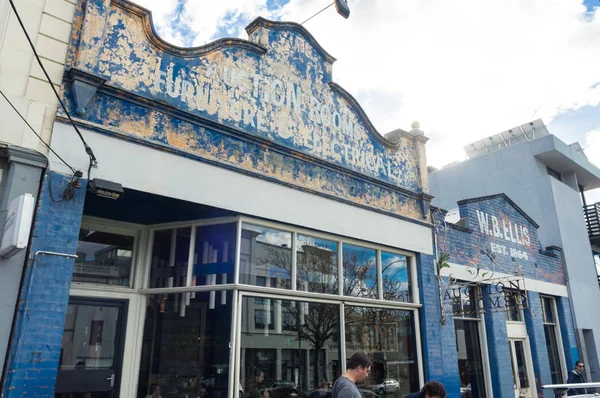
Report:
525,291,553,398
2,171,86,397
481,285,514,398
416,253,461,398
556,296,579,374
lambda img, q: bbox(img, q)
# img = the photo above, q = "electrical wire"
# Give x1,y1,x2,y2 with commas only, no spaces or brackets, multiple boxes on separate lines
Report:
8,0,98,169
301,2,335,25
0,88,76,174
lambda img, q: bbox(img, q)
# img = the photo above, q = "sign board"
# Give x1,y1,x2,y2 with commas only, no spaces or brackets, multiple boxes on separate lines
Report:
0,193,35,259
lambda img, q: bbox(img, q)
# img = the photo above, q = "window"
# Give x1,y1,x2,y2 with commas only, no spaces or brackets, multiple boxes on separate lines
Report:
240,297,341,393
74,224,135,286
296,235,338,294
240,224,291,289
381,252,411,302
547,167,562,181
453,287,487,398
505,290,526,322
136,291,233,398
343,244,377,299
149,228,191,288
541,296,563,384
344,306,418,397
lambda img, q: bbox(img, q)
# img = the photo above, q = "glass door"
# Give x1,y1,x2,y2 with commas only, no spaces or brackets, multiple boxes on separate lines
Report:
508,339,533,398
55,298,128,398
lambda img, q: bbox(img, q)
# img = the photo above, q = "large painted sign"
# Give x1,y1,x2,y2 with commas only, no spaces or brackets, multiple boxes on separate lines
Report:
64,0,429,221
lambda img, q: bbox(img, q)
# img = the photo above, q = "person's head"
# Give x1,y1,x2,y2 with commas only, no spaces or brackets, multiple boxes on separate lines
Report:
420,381,446,398
255,368,265,384
346,352,372,382
150,385,161,397
575,361,585,373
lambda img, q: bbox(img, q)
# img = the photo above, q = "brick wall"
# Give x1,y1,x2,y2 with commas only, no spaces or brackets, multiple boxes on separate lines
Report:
416,253,461,398
2,171,85,397
439,195,565,285
556,296,579,371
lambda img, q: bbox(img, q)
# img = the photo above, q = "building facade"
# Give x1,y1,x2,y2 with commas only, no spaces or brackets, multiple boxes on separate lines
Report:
1,1,444,397
0,0,78,379
429,121,600,384
433,194,578,398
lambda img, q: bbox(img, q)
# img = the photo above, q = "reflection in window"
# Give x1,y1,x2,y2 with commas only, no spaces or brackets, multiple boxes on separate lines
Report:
455,319,487,398
240,224,291,289
240,297,340,395
381,252,411,302
505,290,525,322
297,235,338,294
542,296,563,384
344,306,418,397
73,229,134,286
137,292,233,398
149,228,191,288
343,245,377,299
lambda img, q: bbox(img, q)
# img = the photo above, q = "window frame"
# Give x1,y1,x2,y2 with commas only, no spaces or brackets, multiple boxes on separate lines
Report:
540,295,567,383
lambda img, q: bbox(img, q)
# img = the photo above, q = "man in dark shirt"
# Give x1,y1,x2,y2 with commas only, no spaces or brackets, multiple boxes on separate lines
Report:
331,352,372,398
567,361,586,396
404,381,446,398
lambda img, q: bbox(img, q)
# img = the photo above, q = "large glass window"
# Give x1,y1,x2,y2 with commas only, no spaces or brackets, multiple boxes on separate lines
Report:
541,296,563,384
192,223,237,294
344,306,418,397
381,252,411,302
240,296,341,397
455,320,487,398
296,235,338,295
343,245,377,299
137,291,233,398
504,290,525,322
149,228,192,288
240,224,292,289
74,228,134,286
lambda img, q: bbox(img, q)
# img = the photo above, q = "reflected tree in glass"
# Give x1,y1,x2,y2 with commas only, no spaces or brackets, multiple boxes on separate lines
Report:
343,245,377,299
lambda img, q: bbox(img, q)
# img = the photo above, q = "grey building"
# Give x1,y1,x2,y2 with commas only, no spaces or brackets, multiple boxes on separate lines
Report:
429,119,600,382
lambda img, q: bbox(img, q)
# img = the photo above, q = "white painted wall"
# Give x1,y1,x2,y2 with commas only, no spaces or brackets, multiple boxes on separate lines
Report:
49,122,434,255
0,0,76,154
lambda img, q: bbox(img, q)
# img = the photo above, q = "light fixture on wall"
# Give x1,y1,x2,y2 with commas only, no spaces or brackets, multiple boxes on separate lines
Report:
88,178,124,200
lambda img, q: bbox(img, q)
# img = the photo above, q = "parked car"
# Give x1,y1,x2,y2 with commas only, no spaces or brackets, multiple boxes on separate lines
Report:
359,389,383,398
370,379,400,395
261,380,299,398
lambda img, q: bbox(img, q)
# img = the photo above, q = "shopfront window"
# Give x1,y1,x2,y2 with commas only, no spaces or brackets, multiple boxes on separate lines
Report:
296,235,338,295
454,319,487,398
137,291,233,398
73,227,134,286
240,296,341,397
505,290,525,322
381,252,411,302
344,306,418,397
192,223,237,289
343,245,377,299
149,228,192,288
541,296,563,384
240,224,292,289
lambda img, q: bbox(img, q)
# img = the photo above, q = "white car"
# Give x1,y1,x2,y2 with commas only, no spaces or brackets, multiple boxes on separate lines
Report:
370,379,400,395
542,382,600,397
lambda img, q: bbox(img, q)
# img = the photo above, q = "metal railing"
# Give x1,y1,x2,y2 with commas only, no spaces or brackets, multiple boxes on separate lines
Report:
584,203,600,241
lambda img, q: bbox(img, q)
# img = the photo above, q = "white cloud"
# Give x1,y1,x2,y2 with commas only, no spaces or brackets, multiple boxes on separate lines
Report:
130,0,600,168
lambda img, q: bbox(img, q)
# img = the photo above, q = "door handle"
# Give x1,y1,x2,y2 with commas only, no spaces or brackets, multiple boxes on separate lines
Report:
106,374,115,388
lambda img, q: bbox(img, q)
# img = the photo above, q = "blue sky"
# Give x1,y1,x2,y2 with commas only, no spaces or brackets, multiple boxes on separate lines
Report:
133,0,600,201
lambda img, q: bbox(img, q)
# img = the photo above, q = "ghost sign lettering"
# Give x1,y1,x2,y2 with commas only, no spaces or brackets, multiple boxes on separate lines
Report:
69,1,424,192
476,210,531,260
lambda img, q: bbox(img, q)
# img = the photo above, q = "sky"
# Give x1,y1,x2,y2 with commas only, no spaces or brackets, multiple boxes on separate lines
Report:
130,0,600,202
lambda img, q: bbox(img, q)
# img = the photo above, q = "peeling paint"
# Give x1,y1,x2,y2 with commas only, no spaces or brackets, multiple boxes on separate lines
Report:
62,0,429,222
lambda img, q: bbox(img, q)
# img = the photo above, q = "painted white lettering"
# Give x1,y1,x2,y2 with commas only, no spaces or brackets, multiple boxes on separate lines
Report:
181,80,195,105
476,210,488,235
287,83,301,115
309,96,321,123
491,216,502,238
271,79,285,107
523,228,531,247
320,104,331,127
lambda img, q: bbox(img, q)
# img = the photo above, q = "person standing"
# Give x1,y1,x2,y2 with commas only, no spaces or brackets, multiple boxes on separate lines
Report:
404,381,447,398
566,361,586,396
331,352,372,398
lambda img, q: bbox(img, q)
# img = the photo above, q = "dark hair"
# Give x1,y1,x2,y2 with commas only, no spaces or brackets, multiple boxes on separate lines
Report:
576,361,584,367
421,382,446,398
347,352,372,370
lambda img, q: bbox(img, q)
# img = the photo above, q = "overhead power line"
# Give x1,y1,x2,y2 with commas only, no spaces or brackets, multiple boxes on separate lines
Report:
301,2,335,25
8,0,98,171
0,88,76,174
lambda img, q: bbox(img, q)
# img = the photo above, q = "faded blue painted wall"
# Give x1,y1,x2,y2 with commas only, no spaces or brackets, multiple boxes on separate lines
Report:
2,172,86,397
